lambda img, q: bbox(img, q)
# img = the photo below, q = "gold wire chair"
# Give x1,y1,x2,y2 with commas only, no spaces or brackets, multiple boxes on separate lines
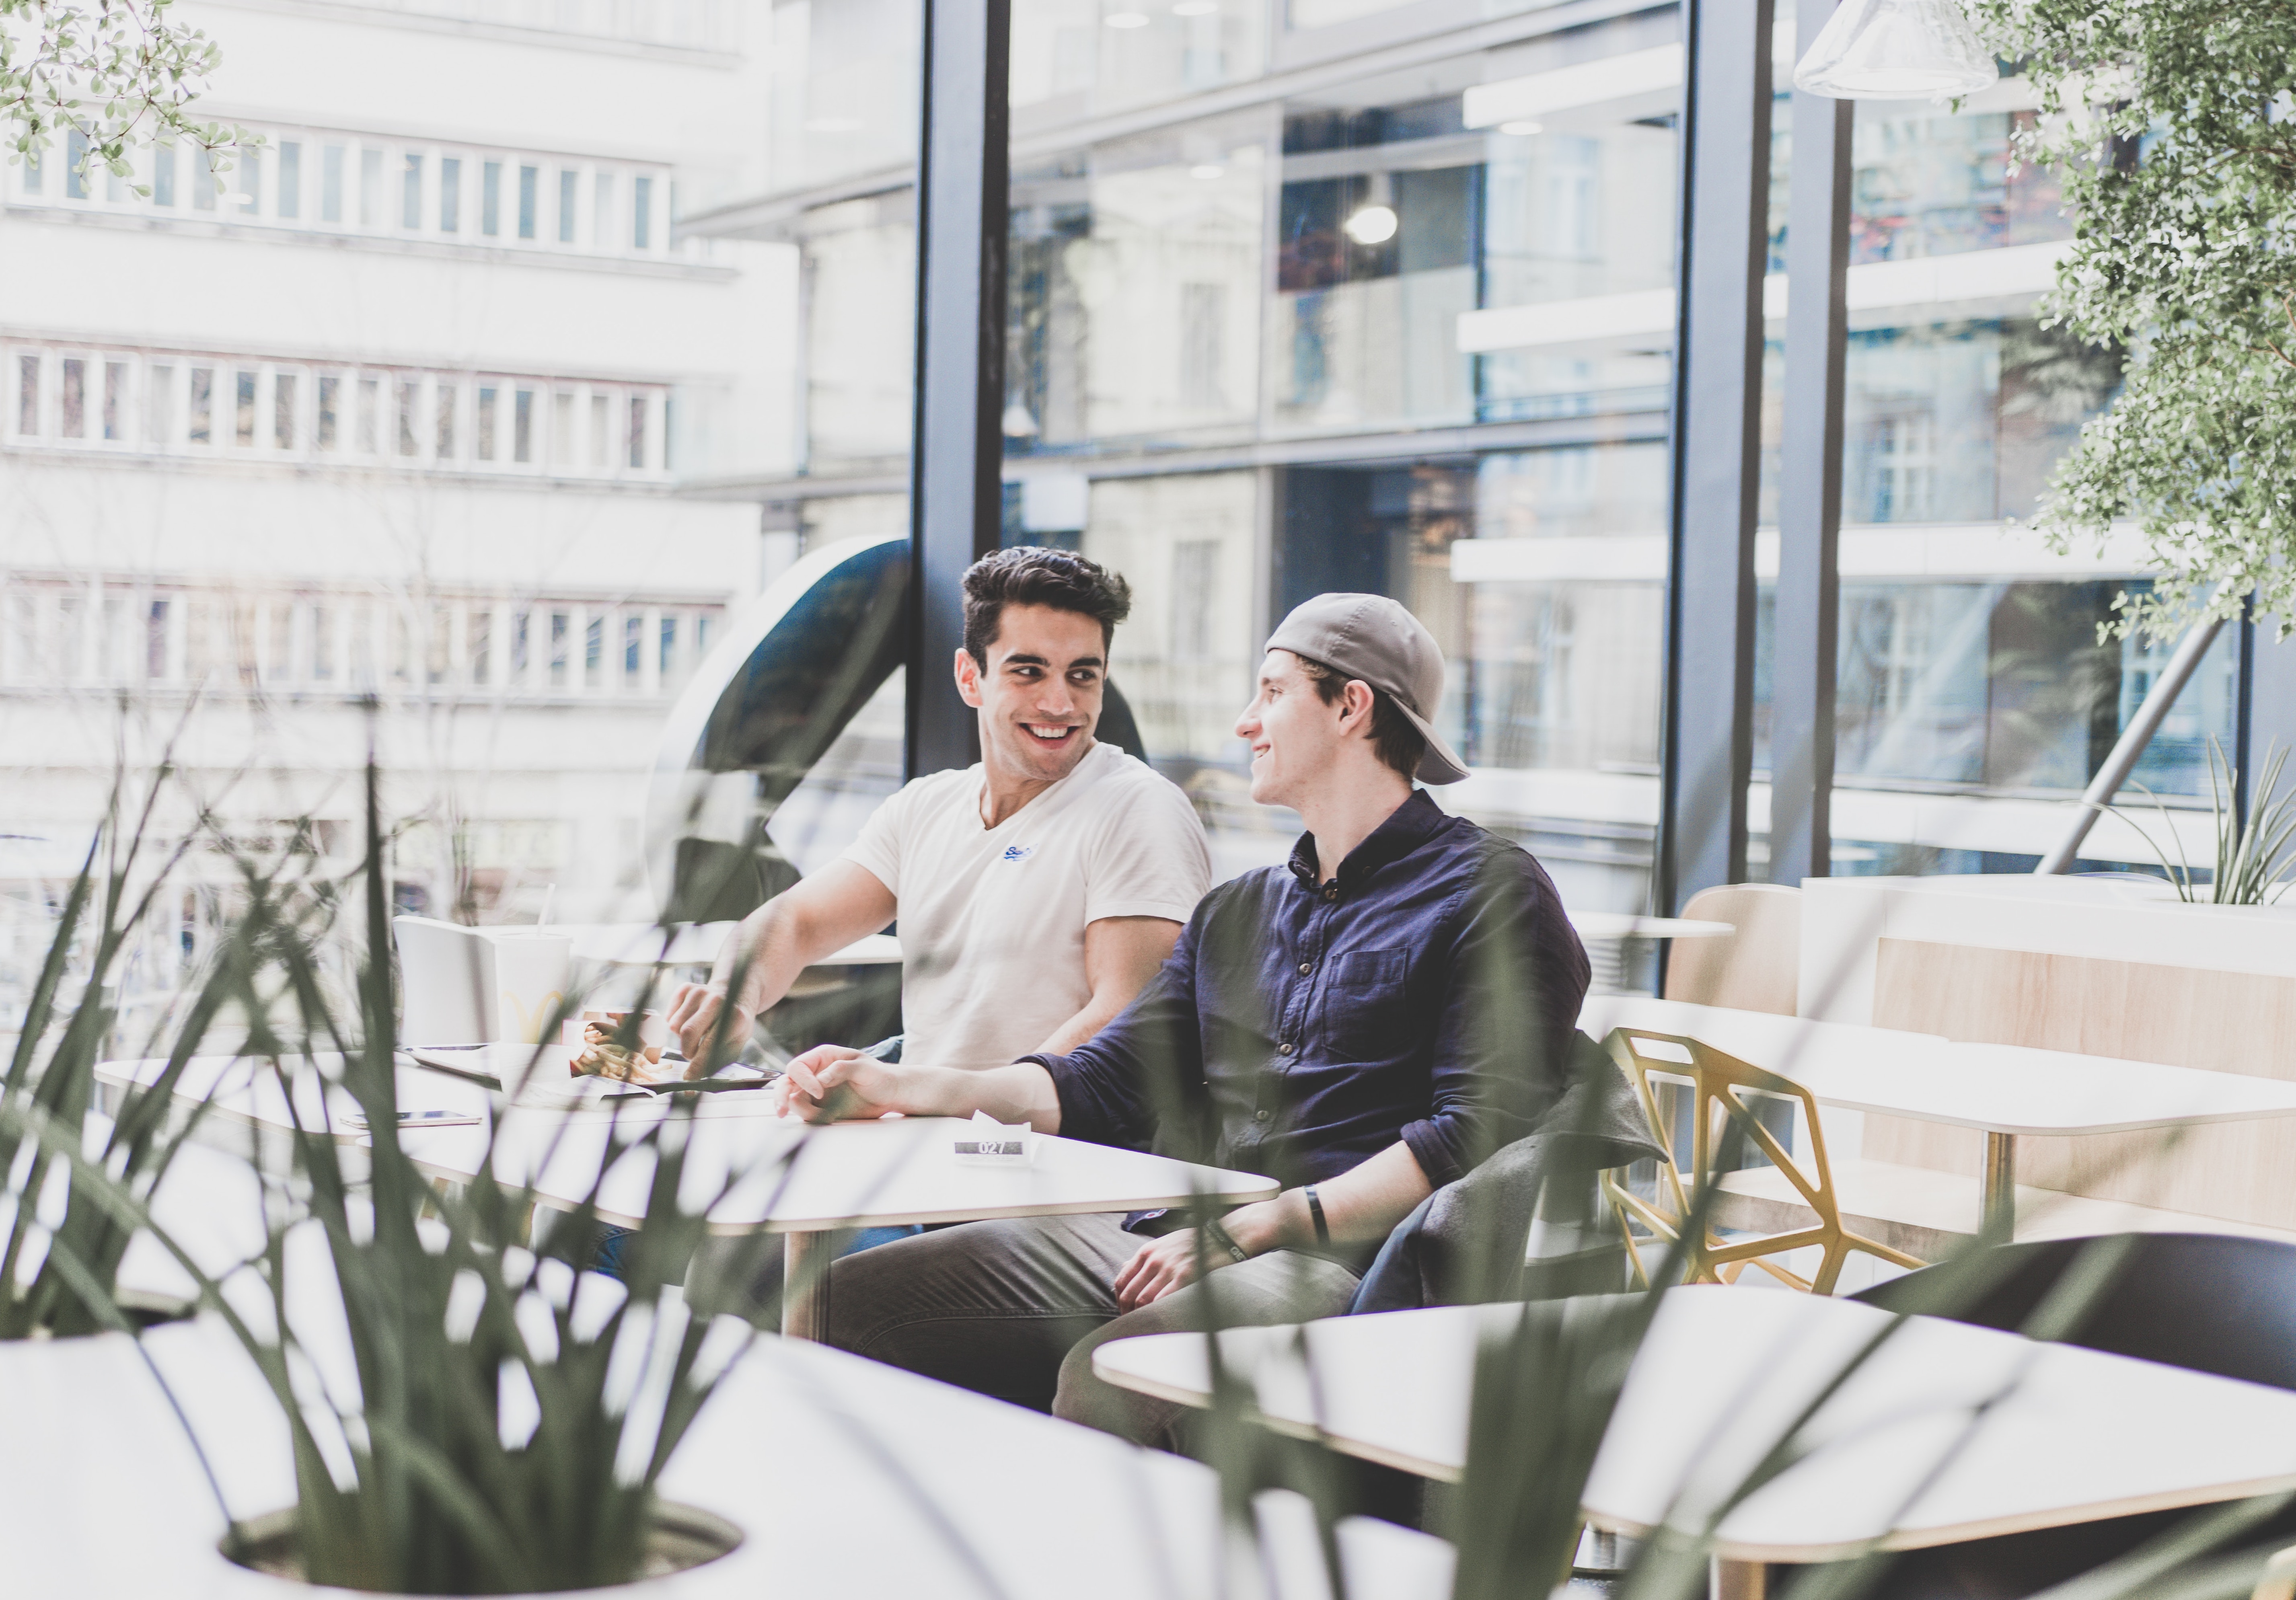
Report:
1599,1027,1925,1295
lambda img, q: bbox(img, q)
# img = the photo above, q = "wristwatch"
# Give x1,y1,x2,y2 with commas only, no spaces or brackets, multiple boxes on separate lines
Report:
1201,1216,1250,1265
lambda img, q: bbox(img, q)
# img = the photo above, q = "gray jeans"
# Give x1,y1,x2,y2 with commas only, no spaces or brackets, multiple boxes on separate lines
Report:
812,1211,1363,1451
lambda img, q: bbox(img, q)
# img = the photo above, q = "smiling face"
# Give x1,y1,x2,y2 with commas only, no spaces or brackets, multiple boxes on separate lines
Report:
1236,648,1357,809
955,602,1109,789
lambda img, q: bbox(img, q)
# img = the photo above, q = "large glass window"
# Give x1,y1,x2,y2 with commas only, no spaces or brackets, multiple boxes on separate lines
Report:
1743,86,2233,879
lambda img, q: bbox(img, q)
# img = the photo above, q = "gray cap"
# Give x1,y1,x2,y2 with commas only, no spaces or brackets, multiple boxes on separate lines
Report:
1265,593,1469,785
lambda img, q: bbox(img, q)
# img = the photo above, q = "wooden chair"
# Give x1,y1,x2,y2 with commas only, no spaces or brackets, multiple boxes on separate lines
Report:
1600,1027,1924,1295
1663,883,1801,1016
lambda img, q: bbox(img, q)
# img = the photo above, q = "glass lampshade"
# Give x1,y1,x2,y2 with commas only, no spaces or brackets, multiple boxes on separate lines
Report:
1793,0,1997,101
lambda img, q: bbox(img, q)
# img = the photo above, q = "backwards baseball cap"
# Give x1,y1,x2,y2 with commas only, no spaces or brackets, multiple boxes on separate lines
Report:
1264,593,1469,785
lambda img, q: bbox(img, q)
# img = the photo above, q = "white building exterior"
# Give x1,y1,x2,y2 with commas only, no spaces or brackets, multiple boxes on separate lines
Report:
0,0,802,1018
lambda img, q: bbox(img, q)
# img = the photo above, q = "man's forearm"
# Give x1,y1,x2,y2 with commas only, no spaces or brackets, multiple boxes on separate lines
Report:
711,901,812,1017
1226,1141,1432,1255
882,1061,1065,1132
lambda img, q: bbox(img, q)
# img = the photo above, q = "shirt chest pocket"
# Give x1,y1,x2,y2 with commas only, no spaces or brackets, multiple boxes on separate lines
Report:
1318,947,1411,1061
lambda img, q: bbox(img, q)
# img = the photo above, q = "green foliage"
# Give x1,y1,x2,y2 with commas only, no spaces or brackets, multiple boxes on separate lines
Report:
4,752,783,1592
0,748,225,1339
2114,738,2296,904
1966,0,2296,640
2,0,254,194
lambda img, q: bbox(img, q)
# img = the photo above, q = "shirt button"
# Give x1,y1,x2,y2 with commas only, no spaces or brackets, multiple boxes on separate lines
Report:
1254,1109,1270,1122
1277,1040,1294,1055
1297,961,1312,976
1322,886,1338,902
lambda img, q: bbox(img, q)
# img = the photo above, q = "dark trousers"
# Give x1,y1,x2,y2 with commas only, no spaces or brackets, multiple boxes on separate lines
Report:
811,1211,1363,1451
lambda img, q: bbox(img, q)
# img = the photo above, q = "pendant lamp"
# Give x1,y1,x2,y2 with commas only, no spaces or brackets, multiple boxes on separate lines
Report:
1793,0,1996,101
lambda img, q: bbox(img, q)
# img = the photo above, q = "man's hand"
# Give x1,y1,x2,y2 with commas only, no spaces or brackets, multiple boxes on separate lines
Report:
777,1044,919,1122
667,982,755,1075
1113,1229,1224,1312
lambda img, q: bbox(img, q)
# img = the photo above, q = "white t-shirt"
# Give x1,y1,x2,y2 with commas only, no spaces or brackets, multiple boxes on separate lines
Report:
841,740,1211,1072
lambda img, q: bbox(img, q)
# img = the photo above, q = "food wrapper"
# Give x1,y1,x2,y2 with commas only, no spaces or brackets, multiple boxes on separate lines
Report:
952,1109,1036,1168
570,1012,667,1084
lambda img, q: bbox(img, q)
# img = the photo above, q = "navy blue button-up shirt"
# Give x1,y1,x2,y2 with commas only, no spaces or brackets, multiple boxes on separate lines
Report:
1026,789,1590,1197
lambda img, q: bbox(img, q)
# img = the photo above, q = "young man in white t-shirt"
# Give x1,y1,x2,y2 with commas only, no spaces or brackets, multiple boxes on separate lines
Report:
666,546,1211,1075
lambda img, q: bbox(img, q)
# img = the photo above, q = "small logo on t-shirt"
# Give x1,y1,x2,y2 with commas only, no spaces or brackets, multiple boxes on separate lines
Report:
999,844,1035,863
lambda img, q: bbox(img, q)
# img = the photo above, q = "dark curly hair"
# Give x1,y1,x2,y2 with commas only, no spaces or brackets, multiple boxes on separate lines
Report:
961,546,1134,665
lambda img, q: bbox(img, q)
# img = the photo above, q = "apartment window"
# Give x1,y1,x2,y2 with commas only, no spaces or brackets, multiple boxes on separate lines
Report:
147,364,173,444
482,161,501,236
401,153,422,229
322,144,344,223
696,615,713,655
658,614,677,676
193,150,217,211
274,373,297,449
358,376,380,451
513,388,533,462
552,391,573,466
147,600,170,679
589,393,609,467
103,361,125,441
469,608,492,685
518,165,538,239
593,173,615,248
16,355,37,435
237,150,261,216
623,614,641,684
395,378,418,456
584,614,603,686
436,382,457,460
233,371,255,445
557,170,576,243
278,142,301,220
60,358,84,437
548,611,569,688
310,604,333,680
153,147,175,207
23,148,39,195
633,175,652,249
427,605,450,684
511,609,530,679
66,127,87,199
360,148,382,226
440,156,460,232
317,375,339,450
473,386,496,460
628,396,647,468
188,367,213,443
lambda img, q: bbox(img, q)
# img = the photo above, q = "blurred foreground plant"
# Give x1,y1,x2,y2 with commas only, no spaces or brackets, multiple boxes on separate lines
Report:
0,750,234,1337
10,756,800,1592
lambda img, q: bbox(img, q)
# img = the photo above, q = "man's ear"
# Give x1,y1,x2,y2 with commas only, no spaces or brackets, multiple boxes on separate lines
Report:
1339,678,1377,735
954,647,985,709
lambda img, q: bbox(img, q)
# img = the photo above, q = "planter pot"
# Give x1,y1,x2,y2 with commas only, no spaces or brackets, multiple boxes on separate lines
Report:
224,1502,743,1596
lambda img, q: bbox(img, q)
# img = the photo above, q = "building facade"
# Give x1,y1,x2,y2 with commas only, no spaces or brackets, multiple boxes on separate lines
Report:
0,0,799,1023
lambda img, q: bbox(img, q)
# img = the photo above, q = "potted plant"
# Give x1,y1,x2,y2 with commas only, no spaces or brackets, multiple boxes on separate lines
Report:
6,757,793,1593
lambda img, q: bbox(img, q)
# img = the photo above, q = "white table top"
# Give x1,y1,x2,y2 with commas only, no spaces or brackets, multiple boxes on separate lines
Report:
407,1107,1280,1235
1093,1284,2296,1562
0,1312,1452,1599
1568,913,1735,941
1577,994,2296,1137
96,1053,1273,1235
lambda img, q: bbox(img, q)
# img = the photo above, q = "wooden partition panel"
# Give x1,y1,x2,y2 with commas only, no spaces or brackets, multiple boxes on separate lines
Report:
1865,938,2296,1230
